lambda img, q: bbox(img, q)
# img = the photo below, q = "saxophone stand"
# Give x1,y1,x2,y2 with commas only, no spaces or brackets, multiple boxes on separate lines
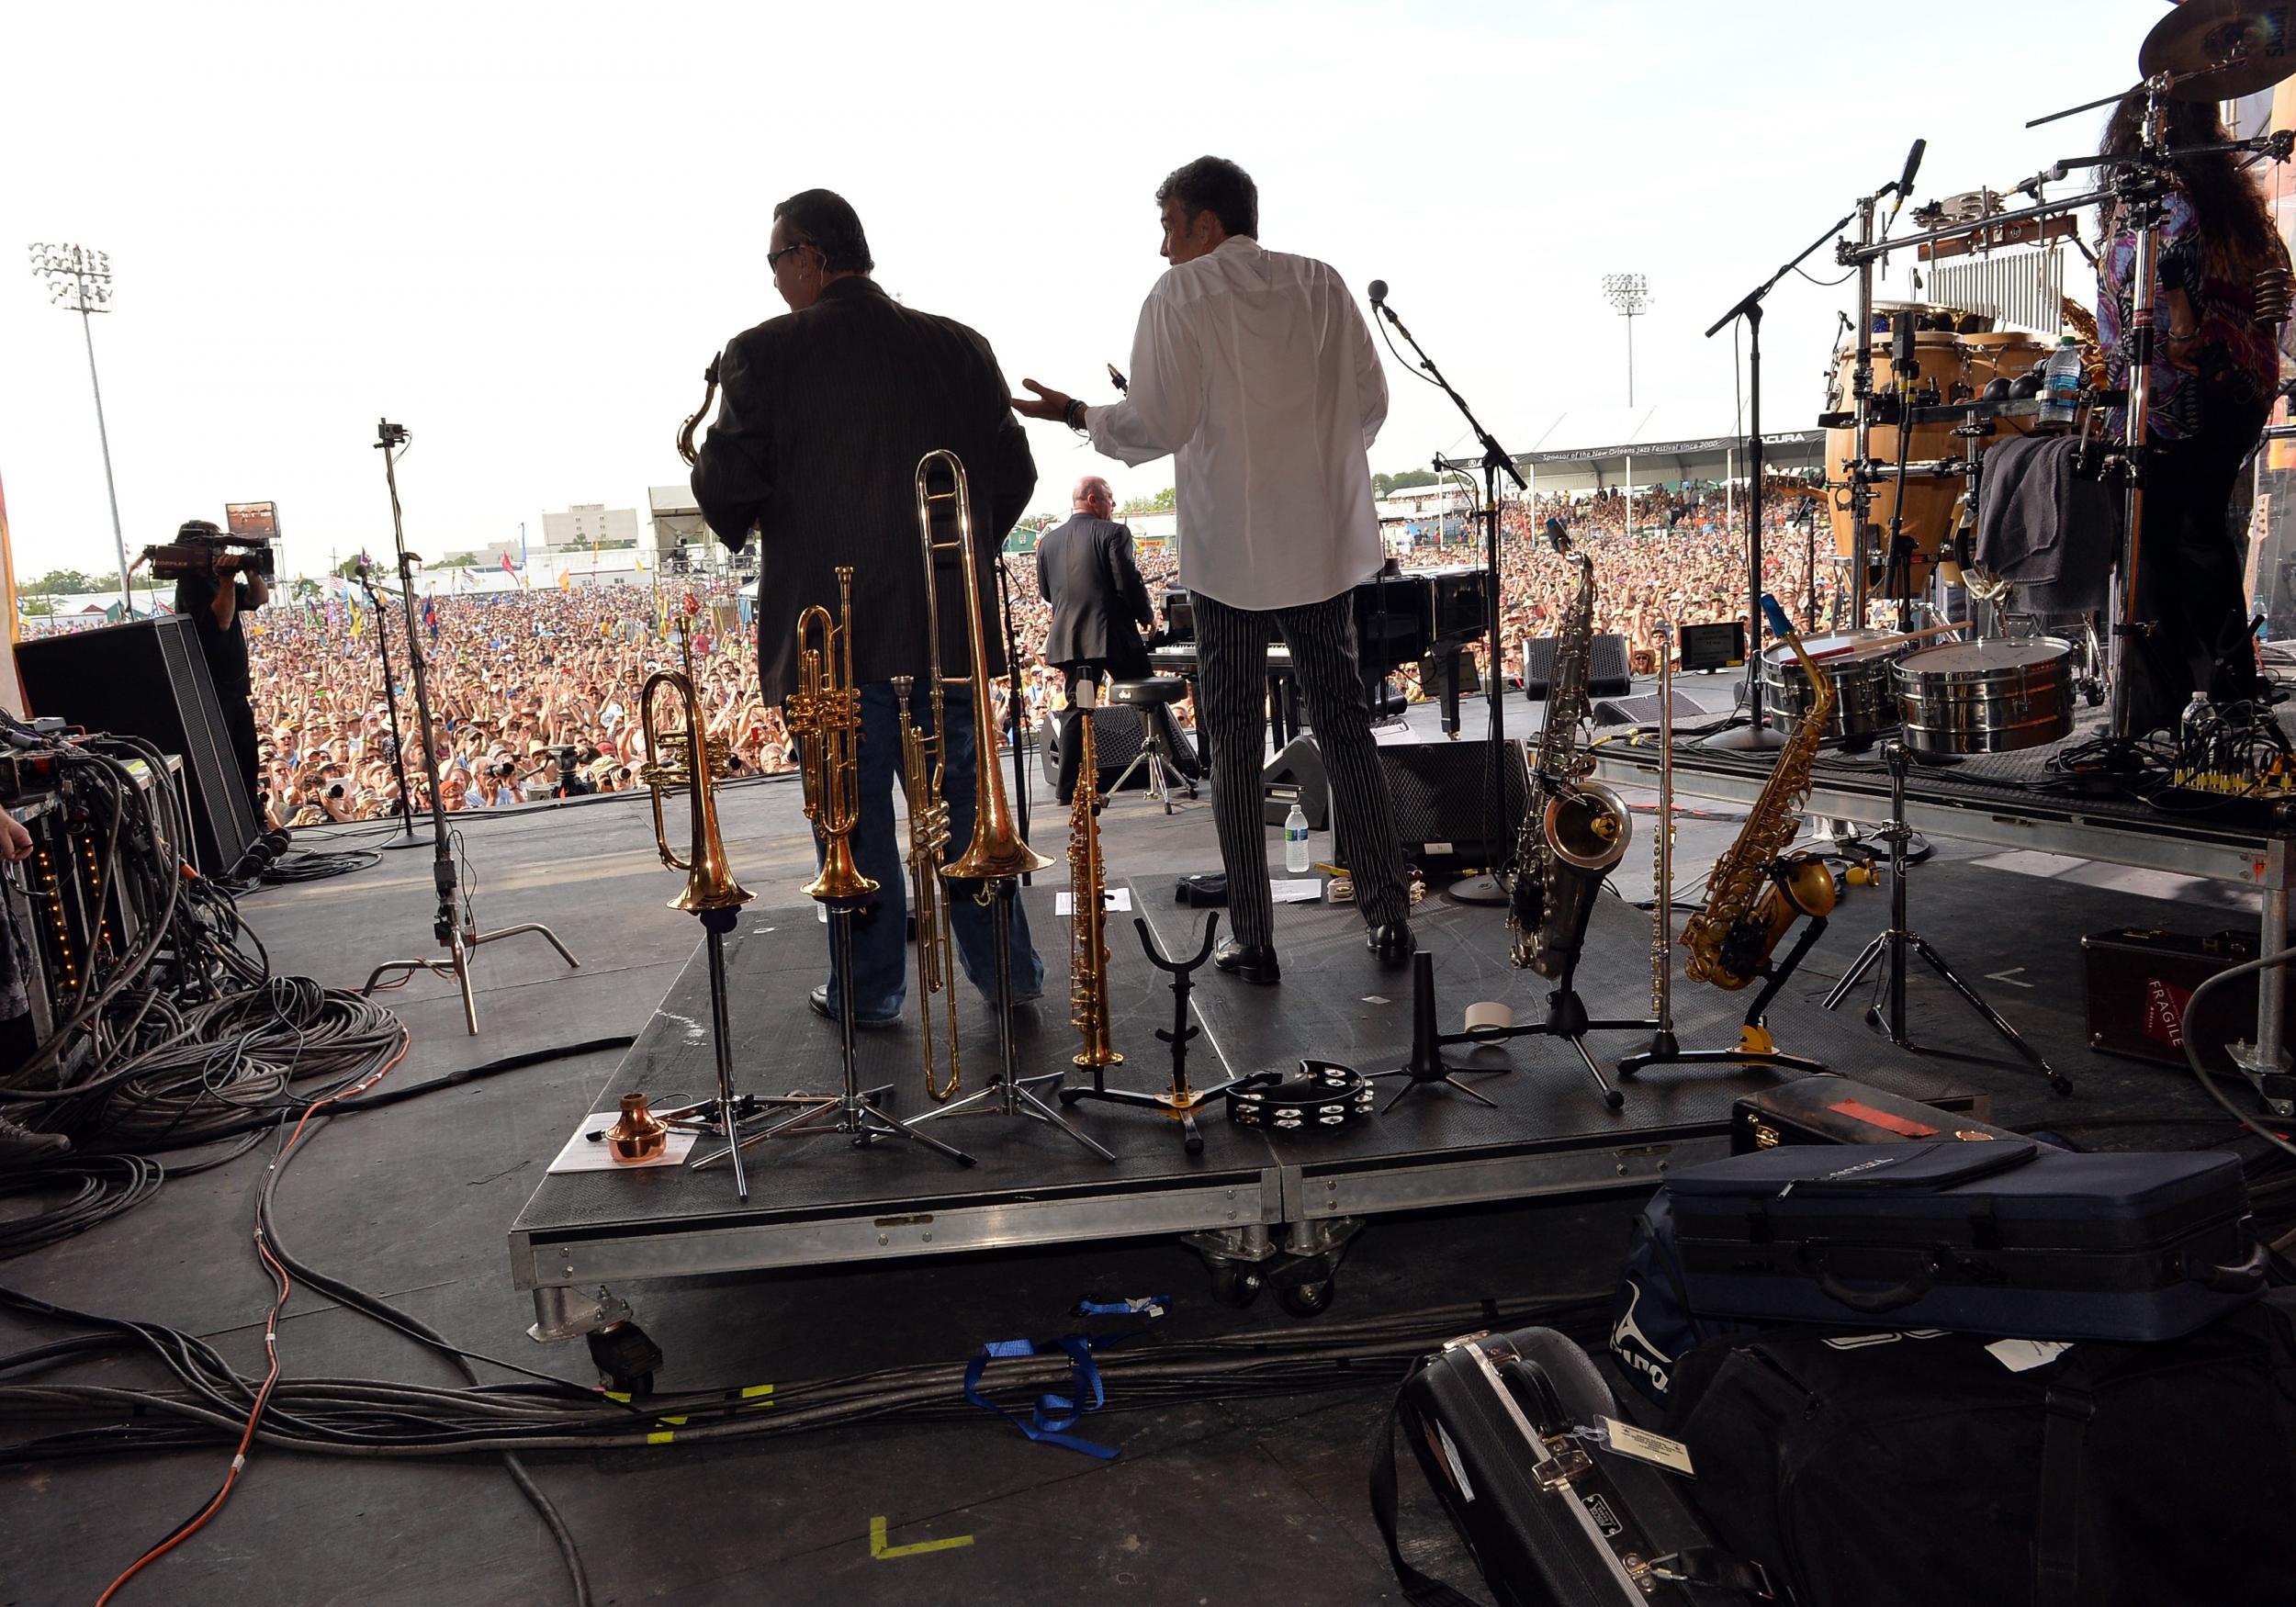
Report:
697,896,981,1170
910,880,1116,1161
358,419,579,1032
1061,914,1251,1155
1427,944,1645,1110
1614,912,1833,1080
1822,741,2072,1096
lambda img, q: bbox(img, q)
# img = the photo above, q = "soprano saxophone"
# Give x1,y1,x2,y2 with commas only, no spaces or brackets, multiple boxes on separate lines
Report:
1067,681,1120,1071
1681,596,1838,998
1507,523,1632,976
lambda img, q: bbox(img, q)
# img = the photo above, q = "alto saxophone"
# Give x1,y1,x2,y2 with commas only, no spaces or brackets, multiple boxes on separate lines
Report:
1508,526,1632,976
1681,596,1838,995
1067,682,1120,1071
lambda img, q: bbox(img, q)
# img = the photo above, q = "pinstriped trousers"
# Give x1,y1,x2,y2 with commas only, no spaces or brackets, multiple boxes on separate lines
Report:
1191,590,1412,949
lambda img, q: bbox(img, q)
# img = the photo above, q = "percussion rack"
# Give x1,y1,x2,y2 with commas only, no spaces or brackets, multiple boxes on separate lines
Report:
1831,74,2295,743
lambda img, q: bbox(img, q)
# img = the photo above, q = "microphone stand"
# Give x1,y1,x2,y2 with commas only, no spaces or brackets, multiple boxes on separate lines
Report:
1699,205,1856,750
1375,290,1525,905
358,419,579,1034
354,562,422,848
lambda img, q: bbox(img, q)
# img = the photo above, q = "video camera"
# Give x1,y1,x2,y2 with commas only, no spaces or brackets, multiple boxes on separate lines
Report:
548,744,595,800
140,519,276,583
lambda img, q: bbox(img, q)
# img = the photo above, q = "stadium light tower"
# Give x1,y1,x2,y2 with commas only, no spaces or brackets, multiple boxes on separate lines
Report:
1600,273,1651,407
28,242,132,610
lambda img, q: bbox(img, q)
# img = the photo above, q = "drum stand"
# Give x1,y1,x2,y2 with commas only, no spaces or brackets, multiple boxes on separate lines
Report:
692,903,980,1171
1822,741,2073,1096
1060,914,1251,1155
909,881,1116,1161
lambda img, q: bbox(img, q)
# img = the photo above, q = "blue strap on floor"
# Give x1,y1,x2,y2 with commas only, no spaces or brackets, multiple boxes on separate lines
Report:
962,1296,1170,1459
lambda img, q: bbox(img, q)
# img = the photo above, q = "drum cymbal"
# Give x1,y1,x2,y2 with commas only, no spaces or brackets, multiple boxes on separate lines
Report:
2139,0,2296,102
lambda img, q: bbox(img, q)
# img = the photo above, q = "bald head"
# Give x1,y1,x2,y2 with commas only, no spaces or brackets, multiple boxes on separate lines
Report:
1072,477,1115,518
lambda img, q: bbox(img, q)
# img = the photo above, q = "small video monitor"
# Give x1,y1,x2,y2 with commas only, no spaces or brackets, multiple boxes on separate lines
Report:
1677,620,1746,674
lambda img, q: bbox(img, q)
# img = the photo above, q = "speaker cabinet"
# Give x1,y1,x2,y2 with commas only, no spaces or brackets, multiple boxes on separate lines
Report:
1520,633,1633,700
1261,733,1526,867
1039,705,1154,793
15,616,260,875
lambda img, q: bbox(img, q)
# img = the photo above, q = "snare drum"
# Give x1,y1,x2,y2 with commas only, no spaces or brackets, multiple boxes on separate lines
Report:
1891,637,2075,756
1761,629,1912,743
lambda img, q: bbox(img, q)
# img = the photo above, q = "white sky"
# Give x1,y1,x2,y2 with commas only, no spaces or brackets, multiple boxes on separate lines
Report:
1,0,2182,584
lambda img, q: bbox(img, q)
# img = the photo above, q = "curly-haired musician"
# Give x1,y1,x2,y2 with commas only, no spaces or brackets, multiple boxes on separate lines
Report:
2098,90,2292,734
691,188,1044,1028
1012,156,1414,985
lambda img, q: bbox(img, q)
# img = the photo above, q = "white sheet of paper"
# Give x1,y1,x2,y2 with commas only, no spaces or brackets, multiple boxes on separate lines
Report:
1270,878,1322,905
1056,887,1134,916
547,1111,700,1174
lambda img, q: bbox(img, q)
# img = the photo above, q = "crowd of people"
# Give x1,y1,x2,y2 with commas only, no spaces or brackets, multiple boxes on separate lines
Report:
207,487,1837,826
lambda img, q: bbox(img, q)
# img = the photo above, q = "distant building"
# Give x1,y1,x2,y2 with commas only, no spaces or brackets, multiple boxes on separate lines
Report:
541,503,640,552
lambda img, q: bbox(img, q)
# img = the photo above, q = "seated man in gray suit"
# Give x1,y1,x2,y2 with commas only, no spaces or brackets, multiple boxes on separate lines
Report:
1036,476,1194,804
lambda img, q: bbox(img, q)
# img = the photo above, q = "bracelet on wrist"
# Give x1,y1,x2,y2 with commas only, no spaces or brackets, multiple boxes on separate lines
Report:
1064,398,1088,433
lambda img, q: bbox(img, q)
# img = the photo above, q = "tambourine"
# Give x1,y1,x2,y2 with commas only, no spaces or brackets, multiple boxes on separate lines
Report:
1226,1061,1375,1132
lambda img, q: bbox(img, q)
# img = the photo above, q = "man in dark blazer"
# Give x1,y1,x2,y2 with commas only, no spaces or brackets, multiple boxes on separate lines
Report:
1036,476,1194,803
692,187,1043,1028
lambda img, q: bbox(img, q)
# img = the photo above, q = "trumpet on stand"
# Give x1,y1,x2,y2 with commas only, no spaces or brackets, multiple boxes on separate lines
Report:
636,605,816,1201
694,568,979,1173
903,450,1114,1163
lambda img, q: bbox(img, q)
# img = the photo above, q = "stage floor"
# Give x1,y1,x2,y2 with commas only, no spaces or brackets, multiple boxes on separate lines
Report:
6,746,2275,1606
508,874,1981,1313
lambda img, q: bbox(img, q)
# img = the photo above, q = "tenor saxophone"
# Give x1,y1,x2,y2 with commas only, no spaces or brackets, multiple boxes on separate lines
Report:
1508,528,1632,976
1067,682,1120,1071
1680,597,1838,993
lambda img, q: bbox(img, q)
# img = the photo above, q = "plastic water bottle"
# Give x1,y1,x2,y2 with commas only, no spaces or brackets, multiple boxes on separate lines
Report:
2182,691,2212,746
2040,336,2082,428
1283,802,1311,874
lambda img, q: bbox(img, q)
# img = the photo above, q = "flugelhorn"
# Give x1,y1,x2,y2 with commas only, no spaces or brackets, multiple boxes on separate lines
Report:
894,672,962,1100
914,449,1051,882
676,352,722,468
639,608,754,915
788,568,879,905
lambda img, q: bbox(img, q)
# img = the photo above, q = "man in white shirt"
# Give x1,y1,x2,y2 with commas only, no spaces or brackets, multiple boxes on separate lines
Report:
1013,155,1412,983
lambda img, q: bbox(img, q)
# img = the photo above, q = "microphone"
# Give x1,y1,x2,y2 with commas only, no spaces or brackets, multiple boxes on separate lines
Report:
1888,138,1926,222
1367,279,1388,307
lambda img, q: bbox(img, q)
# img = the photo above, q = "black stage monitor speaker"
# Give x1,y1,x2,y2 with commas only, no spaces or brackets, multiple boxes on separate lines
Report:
1263,733,1526,867
1520,633,1633,701
1261,732,1329,829
1592,683,1743,727
16,615,261,876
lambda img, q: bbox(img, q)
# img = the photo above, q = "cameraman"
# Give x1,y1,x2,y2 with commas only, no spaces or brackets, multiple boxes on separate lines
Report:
170,520,267,812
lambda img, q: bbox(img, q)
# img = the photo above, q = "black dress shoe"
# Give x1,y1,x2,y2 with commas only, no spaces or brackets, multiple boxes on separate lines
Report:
1365,922,1416,961
1212,939,1281,984
809,984,900,1031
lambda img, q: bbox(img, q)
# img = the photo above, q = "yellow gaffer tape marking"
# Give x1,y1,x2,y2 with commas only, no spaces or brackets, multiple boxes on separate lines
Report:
870,1516,974,1559
646,1430,675,1445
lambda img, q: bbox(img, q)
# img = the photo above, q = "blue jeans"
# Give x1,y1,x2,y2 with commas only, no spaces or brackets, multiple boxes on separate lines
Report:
818,681,1044,1022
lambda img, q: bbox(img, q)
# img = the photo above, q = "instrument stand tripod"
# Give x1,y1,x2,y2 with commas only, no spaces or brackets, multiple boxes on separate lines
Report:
1822,741,2072,1096
911,880,1116,1161
359,420,578,1033
665,908,827,1198
697,900,980,1169
1447,943,1649,1110
1061,909,1258,1148
1614,916,1834,1080
1061,913,1252,1155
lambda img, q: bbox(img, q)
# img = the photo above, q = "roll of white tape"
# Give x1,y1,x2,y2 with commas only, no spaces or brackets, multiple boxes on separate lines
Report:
1462,1000,1514,1033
